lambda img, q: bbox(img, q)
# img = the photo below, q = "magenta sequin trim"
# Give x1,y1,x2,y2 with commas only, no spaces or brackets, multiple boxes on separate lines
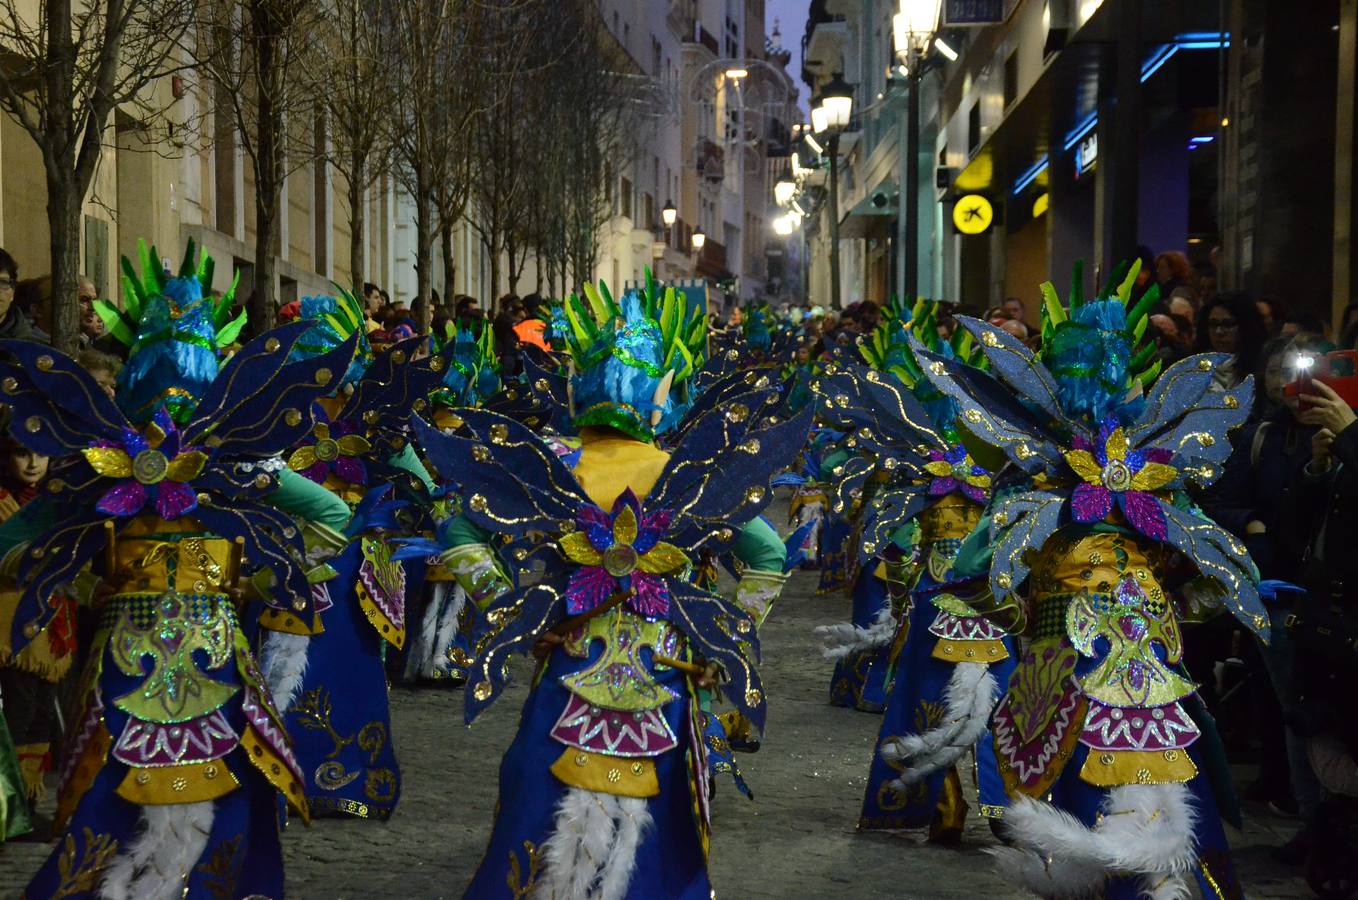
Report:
111,710,239,767
549,693,678,757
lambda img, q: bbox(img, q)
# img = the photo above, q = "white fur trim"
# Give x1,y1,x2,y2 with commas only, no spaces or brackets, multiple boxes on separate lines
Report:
98,801,213,900
404,583,468,680
880,661,997,785
814,605,896,660
991,784,1199,896
536,787,653,900
260,630,311,713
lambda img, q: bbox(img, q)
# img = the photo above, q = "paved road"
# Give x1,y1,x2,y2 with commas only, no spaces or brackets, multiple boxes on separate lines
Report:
0,545,1314,898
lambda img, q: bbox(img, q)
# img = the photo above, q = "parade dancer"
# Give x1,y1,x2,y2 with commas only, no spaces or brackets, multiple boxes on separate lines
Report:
916,263,1256,897
0,241,354,898
402,322,502,685
420,279,809,899
264,290,441,820
818,299,1015,838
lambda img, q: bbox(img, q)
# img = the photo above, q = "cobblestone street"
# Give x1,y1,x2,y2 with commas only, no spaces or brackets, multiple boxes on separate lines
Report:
0,547,1314,899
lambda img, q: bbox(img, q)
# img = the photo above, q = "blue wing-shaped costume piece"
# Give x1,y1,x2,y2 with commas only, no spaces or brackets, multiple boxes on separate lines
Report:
414,387,812,734
913,315,1266,637
0,324,358,652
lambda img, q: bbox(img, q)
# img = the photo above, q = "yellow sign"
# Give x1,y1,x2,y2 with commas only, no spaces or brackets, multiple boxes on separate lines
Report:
952,194,993,235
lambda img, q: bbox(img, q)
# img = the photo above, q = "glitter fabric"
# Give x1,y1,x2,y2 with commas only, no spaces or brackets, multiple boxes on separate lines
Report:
83,408,206,520
559,489,688,618
922,444,990,503
1065,416,1176,539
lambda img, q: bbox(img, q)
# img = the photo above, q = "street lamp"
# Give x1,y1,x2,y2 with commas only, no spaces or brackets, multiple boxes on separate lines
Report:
893,0,941,61
813,73,854,310
661,200,677,227
724,66,749,80
691,227,706,251
774,178,796,206
816,72,855,131
773,214,796,237
892,0,943,302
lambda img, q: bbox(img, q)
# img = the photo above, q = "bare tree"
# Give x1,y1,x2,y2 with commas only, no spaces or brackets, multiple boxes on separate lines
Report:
0,0,200,351
209,0,324,333
313,0,395,291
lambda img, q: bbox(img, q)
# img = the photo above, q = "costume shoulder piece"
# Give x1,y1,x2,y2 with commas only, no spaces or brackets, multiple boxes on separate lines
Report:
912,262,1263,636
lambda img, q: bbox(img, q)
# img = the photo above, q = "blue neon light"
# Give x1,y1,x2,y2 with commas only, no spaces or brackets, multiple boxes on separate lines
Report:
1189,135,1216,143
1012,157,1049,195
1063,111,1099,151
1140,44,1178,81
1140,33,1230,83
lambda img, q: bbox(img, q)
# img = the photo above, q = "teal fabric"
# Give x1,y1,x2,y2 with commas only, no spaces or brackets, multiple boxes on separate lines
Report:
731,516,785,572
273,469,352,529
387,444,436,492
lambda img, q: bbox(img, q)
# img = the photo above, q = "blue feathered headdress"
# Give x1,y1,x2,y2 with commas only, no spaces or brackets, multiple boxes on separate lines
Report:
288,288,374,389
432,321,500,407
92,239,246,425
563,269,706,442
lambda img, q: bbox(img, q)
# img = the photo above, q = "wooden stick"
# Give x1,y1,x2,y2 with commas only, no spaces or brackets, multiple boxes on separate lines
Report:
652,654,705,677
549,587,633,636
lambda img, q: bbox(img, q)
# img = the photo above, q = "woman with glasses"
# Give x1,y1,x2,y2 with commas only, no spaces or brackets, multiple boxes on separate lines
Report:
1196,290,1268,392
0,250,46,344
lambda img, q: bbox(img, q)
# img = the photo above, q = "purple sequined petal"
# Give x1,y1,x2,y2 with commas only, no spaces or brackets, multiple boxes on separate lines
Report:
1072,431,1093,453
628,573,670,617
962,483,988,504
96,481,147,517
1144,447,1173,464
155,481,199,521
928,448,948,462
1070,482,1114,524
300,462,329,484
634,508,673,553
1120,491,1169,541
930,477,958,497
334,455,367,485
564,566,616,616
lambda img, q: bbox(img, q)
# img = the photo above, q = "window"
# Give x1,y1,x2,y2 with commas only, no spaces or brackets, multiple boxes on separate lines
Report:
968,102,981,155
620,176,633,220
83,216,109,297
652,37,661,76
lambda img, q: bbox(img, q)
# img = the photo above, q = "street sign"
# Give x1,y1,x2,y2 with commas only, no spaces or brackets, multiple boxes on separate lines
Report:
943,0,1009,26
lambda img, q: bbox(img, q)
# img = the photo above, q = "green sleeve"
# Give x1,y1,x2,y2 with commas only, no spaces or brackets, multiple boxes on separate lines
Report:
889,520,919,551
270,469,352,530
951,514,994,579
731,516,786,572
822,447,853,474
439,513,490,548
0,499,58,557
387,444,436,492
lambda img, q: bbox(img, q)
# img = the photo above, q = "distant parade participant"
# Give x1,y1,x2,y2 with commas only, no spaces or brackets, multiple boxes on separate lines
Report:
916,263,1257,897
265,289,441,821
817,298,1015,839
420,277,807,899
0,242,354,898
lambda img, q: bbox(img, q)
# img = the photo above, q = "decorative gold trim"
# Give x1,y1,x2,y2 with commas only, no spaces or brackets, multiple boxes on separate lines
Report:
931,638,1008,663
1077,747,1199,787
549,748,659,798
115,760,240,805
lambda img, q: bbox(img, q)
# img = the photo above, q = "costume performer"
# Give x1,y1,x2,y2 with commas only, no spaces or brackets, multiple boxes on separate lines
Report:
0,241,354,898
263,291,440,820
421,279,808,899
916,263,1258,898
818,299,1015,836
402,322,502,684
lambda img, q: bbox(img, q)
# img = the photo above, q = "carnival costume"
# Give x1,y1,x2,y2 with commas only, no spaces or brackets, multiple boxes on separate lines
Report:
915,264,1257,898
402,322,503,684
422,278,808,899
820,299,1015,836
263,290,440,821
0,241,356,899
